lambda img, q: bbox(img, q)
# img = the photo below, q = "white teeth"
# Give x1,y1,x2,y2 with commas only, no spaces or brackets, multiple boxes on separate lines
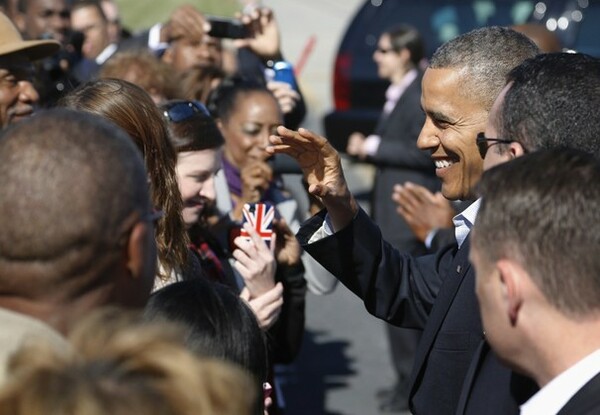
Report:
435,159,454,169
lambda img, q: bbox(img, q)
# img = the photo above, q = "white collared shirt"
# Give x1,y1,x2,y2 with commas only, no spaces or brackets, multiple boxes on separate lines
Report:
521,349,600,415
453,198,481,248
312,198,482,247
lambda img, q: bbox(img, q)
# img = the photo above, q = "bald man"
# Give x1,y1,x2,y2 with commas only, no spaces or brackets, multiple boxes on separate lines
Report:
0,109,157,382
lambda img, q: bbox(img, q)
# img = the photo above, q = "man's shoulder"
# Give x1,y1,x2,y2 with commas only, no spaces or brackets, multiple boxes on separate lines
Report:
0,308,68,385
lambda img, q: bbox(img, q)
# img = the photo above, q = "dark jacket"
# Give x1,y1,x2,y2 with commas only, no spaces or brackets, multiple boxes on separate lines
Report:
367,72,438,254
297,208,537,414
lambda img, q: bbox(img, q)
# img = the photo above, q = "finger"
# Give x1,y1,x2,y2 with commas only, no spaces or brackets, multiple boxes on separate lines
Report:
270,231,277,254
409,184,438,203
233,236,255,254
391,184,404,201
260,299,283,325
243,223,270,253
239,287,251,301
397,187,421,208
233,260,251,280
251,282,284,306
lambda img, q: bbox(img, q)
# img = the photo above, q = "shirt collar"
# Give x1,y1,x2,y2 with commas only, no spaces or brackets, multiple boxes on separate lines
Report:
520,349,600,415
453,198,481,248
385,69,418,102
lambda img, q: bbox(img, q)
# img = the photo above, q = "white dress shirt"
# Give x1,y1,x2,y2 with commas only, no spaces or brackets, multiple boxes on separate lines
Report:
452,198,481,248
521,349,600,415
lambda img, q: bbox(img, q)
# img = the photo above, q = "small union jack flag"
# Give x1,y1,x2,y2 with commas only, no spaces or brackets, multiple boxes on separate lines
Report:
240,203,274,246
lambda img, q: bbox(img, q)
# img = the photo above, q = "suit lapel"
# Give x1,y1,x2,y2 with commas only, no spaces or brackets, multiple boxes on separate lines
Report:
409,237,473,399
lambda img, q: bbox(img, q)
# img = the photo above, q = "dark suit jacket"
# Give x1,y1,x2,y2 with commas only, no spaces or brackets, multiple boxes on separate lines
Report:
557,372,600,415
368,72,438,254
297,209,536,414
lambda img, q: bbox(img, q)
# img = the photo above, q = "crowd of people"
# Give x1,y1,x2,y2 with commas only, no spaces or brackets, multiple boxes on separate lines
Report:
0,1,598,414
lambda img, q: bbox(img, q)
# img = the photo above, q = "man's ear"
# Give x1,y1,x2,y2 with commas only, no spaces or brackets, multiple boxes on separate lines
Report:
496,259,525,325
507,142,527,160
123,221,155,305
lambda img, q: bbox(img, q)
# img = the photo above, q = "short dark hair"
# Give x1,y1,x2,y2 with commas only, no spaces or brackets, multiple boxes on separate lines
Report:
430,26,539,110
0,108,149,299
384,24,424,66
474,148,600,317
494,53,600,158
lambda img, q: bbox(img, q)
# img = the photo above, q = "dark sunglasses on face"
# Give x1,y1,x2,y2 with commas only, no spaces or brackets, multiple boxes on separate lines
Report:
476,132,516,158
163,100,210,123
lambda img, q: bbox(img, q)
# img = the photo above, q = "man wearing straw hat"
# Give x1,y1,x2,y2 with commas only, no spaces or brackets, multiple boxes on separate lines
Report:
0,12,58,128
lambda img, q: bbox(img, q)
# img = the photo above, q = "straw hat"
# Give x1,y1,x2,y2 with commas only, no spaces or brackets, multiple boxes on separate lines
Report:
0,12,59,61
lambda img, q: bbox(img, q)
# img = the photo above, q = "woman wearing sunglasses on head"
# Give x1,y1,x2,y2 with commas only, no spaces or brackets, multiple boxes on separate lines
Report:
161,99,305,414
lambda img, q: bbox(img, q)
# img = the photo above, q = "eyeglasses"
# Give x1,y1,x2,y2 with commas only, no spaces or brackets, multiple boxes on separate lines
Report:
476,133,515,158
163,101,210,123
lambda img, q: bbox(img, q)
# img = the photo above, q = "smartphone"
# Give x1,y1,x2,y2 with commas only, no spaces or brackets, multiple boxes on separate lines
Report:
240,203,274,247
207,17,248,39
264,60,298,91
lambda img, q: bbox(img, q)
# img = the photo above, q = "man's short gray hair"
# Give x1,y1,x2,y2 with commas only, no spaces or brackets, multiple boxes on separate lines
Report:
430,26,539,110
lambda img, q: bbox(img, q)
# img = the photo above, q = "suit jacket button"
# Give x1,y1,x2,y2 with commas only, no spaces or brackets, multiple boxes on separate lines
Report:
456,265,462,273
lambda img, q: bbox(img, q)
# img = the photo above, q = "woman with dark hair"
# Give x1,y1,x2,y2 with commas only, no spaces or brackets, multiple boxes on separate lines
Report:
60,79,195,289
207,76,338,296
161,99,306,414
145,278,270,415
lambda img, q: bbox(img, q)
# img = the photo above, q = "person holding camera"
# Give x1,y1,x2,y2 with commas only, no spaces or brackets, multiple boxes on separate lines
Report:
12,0,81,106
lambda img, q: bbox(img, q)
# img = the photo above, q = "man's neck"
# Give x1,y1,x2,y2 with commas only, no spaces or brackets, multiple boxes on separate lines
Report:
0,286,115,335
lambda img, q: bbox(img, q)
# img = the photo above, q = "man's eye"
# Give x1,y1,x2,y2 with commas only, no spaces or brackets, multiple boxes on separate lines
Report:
433,118,450,129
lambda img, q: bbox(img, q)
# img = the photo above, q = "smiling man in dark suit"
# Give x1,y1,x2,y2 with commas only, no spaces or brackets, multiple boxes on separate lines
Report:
345,25,437,412
471,148,600,415
268,27,539,414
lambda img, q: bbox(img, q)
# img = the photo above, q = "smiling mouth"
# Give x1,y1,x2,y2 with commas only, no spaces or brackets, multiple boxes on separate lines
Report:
434,158,456,169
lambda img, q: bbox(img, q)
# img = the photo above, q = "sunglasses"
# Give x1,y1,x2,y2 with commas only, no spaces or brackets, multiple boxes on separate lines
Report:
476,132,515,158
163,101,210,123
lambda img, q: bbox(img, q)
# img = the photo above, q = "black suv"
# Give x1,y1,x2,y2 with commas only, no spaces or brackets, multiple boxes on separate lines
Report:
324,0,600,152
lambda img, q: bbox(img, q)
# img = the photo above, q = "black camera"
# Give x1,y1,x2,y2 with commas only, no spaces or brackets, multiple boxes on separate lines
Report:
36,31,83,106
207,17,249,39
